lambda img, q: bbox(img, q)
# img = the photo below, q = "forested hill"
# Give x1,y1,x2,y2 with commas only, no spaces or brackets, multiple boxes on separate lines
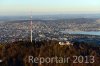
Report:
0,40,100,66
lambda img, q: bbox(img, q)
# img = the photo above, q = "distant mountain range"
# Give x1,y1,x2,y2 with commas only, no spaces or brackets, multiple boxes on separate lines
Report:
0,14,100,21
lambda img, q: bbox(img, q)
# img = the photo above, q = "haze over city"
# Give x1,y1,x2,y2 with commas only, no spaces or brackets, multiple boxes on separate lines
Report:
0,0,100,16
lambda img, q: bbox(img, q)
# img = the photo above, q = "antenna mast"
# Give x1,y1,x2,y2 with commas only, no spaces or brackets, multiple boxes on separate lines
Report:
30,15,33,42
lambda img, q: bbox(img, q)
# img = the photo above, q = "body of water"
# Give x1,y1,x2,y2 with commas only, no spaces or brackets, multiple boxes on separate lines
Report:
61,31,100,36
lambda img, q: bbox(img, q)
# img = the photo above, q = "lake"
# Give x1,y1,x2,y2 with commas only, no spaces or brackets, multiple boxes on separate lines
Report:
61,31,100,36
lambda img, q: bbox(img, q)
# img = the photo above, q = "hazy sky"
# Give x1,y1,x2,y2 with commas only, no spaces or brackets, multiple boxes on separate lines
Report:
0,0,100,15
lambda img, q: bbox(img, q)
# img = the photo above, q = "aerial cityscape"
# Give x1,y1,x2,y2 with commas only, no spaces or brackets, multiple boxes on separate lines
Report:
0,16,100,44
0,0,100,66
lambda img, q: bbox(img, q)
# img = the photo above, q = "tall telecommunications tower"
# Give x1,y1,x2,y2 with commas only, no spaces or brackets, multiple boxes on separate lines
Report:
30,15,33,42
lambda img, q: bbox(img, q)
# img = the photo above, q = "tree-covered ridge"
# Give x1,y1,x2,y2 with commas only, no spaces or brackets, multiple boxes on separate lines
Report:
0,40,100,66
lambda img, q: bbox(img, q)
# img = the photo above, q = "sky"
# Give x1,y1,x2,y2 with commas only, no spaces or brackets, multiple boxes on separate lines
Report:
0,0,100,15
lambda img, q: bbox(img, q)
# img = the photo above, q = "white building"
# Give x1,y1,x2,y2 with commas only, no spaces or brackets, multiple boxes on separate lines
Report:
59,41,73,46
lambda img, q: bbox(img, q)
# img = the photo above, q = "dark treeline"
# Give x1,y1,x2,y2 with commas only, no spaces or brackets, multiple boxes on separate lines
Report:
0,40,100,66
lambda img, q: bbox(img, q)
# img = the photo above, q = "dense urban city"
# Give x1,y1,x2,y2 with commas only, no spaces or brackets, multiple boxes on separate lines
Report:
0,18,100,44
